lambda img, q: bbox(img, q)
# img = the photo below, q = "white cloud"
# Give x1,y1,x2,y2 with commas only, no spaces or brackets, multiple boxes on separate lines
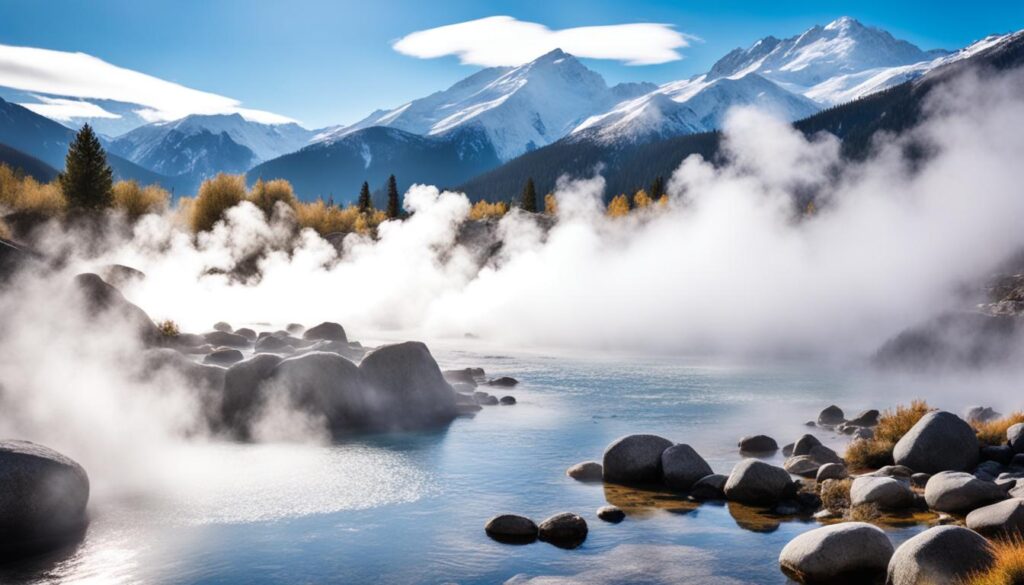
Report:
19,95,120,121
0,44,298,125
392,15,695,67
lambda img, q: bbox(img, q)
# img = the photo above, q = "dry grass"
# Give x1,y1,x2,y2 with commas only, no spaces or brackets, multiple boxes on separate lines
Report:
544,193,557,215
973,412,1024,447
845,400,932,470
468,200,508,221
293,200,385,237
0,165,67,216
249,178,297,218
819,478,852,512
191,173,247,233
112,180,169,220
633,190,653,209
606,194,630,217
961,537,1024,585
849,503,882,522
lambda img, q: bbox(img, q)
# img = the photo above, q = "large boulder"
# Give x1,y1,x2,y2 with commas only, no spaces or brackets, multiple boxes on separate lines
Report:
690,474,728,501
269,352,369,432
303,321,347,342
965,498,1024,538
661,444,713,491
358,341,457,429
818,405,845,426
220,353,285,436
203,330,250,348
779,522,893,583
792,434,822,457
723,459,793,505
924,471,1007,513
886,526,994,585
73,273,160,345
893,411,979,474
816,463,848,482
484,514,537,544
848,410,880,427
537,513,587,549
255,335,295,354
1009,423,1024,453
602,435,673,485
850,476,914,510
0,441,90,557
783,456,820,478
738,435,778,453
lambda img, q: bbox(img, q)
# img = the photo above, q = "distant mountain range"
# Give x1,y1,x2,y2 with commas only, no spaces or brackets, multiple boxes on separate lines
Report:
0,17,1021,203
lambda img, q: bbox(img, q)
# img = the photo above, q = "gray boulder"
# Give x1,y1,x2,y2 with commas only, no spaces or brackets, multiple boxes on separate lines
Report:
784,456,820,478
924,471,1007,513
724,459,793,505
499,396,516,405
267,352,368,433
690,474,728,501
234,327,257,341
204,348,244,366
255,335,295,354
358,341,458,430
868,465,914,480
0,441,90,557
779,522,893,583
848,410,880,427
808,444,843,465
566,461,603,482
661,444,713,491
220,353,285,435
286,323,305,335
818,405,845,426
886,526,994,585
537,513,587,549
893,411,979,474
602,435,673,485
213,321,232,332
850,476,913,510
303,321,347,342
816,463,848,482
73,273,160,345
982,445,1014,465
203,330,250,348
1009,423,1024,453
965,498,1024,538
965,406,1001,424
793,434,822,456
596,505,625,523
485,514,537,544
738,435,778,453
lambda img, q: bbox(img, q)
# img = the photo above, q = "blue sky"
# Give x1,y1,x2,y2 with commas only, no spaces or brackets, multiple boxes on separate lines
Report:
1,0,1022,128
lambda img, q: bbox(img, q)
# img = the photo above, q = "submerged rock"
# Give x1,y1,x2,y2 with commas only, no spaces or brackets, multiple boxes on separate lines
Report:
485,515,538,544
537,513,588,549
724,459,793,506
779,522,893,583
596,505,625,523
886,526,994,585
602,435,673,485
893,411,979,474
0,440,90,558
499,396,516,405
486,376,519,387
566,461,603,482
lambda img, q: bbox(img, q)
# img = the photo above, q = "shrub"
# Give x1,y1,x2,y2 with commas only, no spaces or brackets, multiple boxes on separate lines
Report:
14,178,66,216
819,478,851,512
845,400,932,470
961,537,1024,585
606,194,630,217
249,178,297,218
191,173,246,233
157,319,180,338
294,199,358,235
974,412,1024,447
468,200,508,221
633,189,653,209
112,180,169,220
544,193,557,215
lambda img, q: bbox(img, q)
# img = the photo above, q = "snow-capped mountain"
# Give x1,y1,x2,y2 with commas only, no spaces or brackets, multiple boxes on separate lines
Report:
316,49,655,161
108,114,314,179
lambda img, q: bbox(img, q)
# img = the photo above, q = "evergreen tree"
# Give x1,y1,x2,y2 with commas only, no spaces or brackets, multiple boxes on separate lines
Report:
358,181,373,212
61,124,113,212
650,175,665,201
386,175,400,219
520,177,537,213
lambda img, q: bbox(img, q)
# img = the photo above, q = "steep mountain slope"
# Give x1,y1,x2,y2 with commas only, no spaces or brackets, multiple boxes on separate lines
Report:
0,142,58,182
457,29,1024,202
317,49,654,161
249,125,501,201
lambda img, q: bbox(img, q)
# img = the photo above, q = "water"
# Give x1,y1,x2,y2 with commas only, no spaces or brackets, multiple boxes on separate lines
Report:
1,344,934,584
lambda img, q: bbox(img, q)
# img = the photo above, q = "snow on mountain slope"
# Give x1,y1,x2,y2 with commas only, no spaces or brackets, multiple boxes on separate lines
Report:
316,49,653,160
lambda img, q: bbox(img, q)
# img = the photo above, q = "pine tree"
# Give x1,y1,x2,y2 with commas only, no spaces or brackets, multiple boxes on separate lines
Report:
61,124,113,213
520,177,537,213
650,175,665,201
386,175,400,219
358,181,373,212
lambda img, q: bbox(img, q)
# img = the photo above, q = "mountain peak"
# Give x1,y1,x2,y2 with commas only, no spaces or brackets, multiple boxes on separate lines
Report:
824,16,863,31
533,48,570,63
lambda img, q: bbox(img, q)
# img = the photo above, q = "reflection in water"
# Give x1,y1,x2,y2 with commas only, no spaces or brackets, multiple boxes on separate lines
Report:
601,483,700,518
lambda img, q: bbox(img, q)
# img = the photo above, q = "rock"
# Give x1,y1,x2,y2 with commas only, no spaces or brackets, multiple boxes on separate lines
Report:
499,396,516,405
738,435,778,453
911,473,931,488
977,460,1005,478
966,498,1024,537
848,410,880,427
286,323,305,335
784,456,821,478
965,406,1002,424
724,459,794,505
204,348,244,366
817,405,845,426
213,321,232,332
1009,423,1024,453
358,341,458,429
484,515,538,544
853,427,875,441
566,461,603,482
234,327,257,341
267,352,368,432
850,476,913,510
0,440,90,557
661,444,713,491
924,471,1007,513
99,263,145,287
475,392,499,406
442,368,479,386
204,330,250,348
73,273,160,345
808,444,843,465
602,435,673,485
138,349,226,425
596,505,625,523
690,474,728,501
1013,454,1024,469
486,376,519,387
868,465,914,480
982,445,1014,465
778,522,893,583
886,526,995,585
782,443,795,457
308,339,362,361
816,463,848,482
220,354,285,435
893,411,979,474
537,513,588,549
1013,483,1024,499
303,321,347,342
793,434,822,456
255,335,295,354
